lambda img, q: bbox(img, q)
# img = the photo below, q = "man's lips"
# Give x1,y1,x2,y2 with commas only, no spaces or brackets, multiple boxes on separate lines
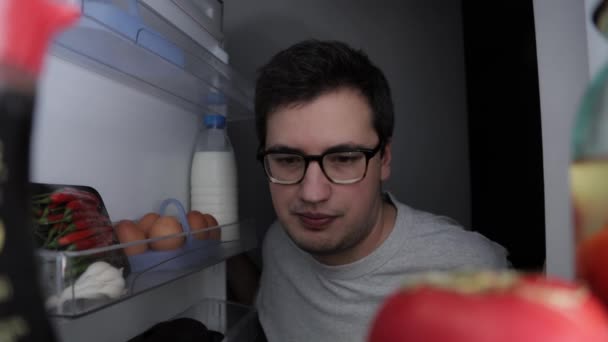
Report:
295,212,336,229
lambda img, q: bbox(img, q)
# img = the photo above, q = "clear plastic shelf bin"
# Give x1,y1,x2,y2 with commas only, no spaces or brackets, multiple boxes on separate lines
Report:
37,219,257,318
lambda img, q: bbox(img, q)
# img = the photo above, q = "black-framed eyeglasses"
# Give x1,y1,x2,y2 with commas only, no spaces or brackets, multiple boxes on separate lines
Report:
257,141,384,185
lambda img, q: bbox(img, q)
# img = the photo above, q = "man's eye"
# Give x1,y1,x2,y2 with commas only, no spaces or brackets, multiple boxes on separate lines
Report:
327,152,363,164
273,155,302,165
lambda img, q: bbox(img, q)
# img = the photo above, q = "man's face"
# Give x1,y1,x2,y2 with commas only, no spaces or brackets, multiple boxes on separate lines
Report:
264,88,392,264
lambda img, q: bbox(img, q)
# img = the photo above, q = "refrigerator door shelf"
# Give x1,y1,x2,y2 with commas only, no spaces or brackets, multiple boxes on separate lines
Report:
118,298,260,341
38,219,257,318
84,0,185,66
52,0,253,121
173,298,261,342
141,0,227,62
171,0,224,43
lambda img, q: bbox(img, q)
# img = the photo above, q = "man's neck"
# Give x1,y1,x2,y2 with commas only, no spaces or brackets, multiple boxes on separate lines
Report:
314,196,397,266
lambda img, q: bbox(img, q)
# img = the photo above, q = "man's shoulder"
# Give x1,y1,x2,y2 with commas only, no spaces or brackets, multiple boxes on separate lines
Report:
261,220,293,260
392,199,466,236
263,220,287,247
393,201,510,269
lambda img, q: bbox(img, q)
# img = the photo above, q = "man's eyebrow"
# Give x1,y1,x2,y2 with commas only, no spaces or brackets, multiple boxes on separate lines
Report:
264,143,369,155
324,143,368,153
264,145,304,154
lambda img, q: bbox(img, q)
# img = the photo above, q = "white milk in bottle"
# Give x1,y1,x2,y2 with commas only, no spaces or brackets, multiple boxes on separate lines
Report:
190,95,239,241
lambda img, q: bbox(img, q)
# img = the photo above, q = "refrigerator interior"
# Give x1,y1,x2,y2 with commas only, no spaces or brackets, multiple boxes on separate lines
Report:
27,0,597,340
31,0,258,340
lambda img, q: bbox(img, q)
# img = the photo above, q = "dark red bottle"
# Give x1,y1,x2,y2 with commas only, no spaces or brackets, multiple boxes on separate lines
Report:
0,1,78,341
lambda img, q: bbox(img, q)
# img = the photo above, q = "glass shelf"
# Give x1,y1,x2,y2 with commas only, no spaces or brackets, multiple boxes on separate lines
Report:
51,0,254,121
37,219,257,318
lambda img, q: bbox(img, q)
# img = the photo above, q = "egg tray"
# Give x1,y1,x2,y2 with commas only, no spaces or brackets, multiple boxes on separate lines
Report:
126,198,221,273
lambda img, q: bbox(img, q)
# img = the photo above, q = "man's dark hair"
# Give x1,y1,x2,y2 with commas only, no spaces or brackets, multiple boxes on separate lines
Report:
254,39,394,149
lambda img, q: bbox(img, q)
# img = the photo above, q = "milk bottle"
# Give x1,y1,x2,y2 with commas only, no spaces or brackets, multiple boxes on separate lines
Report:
190,94,238,241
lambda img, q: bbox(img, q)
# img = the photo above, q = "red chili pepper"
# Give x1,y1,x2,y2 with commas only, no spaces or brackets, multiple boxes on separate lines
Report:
71,217,111,230
32,207,44,218
57,226,113,246
64,188,100,204
48,202,62,210
45,199,99,214
49,218,110,244
45,212,65,223
46,205,69,214
36,209,103,225
66,199,99,212
42,222,69,249
45,192,75,204
72,210,104,222
32,187,101,205
67,232,116,251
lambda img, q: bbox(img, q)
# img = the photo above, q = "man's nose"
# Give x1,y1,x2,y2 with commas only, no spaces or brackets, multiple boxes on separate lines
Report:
298,160,331,203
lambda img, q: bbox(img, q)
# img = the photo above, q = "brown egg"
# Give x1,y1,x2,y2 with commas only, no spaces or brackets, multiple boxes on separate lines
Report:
137,212,160,236
187,210,208,240
148,216,185,250
115,220,148,255
203,214,221,240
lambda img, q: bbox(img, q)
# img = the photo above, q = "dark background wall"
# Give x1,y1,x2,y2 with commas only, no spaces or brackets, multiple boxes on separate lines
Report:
462,1,545,270
224,0,546,270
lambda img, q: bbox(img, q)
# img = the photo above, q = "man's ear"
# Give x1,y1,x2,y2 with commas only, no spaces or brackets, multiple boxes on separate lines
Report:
380,140,391,181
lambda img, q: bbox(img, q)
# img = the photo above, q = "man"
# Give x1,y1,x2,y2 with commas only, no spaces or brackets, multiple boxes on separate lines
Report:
253,39,509,342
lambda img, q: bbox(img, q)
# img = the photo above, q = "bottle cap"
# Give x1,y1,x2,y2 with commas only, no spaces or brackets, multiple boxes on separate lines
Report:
1,0,79,77
204,114,226,129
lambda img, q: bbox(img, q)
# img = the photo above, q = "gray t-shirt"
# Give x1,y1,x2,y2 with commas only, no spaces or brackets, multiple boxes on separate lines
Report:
256,194,509,342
